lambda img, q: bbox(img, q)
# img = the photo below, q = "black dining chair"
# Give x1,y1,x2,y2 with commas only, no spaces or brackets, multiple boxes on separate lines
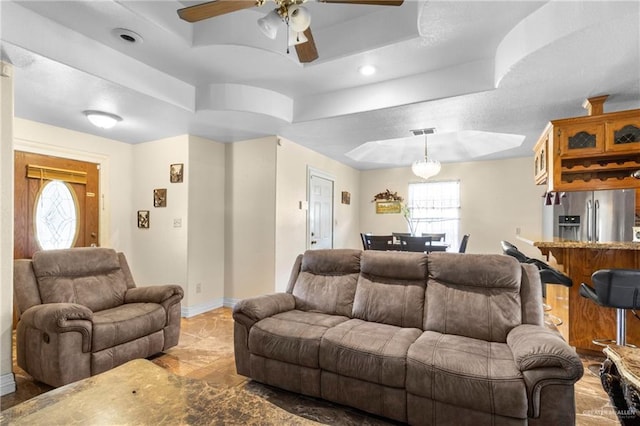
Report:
360,233,370,250
399,235,432,252
365,235,394,251
458,234,470,253
422,233,446,242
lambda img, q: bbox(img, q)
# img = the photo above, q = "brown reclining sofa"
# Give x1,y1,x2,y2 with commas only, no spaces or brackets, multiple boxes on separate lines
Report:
233,249,583,425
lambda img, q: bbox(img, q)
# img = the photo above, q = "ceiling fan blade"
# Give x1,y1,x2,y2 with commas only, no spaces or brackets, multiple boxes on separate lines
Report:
177,0,257,23
319,0,403,5
295,28,319,63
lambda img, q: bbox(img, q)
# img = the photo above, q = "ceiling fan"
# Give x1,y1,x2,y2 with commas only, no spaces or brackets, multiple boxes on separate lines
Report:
177,0,404,63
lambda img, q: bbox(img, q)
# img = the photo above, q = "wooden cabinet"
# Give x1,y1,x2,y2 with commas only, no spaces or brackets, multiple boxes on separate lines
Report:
534,97,640,192
533,127,549,185
606,115,640,153
557,121,605,157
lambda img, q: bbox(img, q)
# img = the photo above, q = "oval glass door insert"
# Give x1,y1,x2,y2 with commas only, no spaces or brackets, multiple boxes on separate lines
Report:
35,180,78,250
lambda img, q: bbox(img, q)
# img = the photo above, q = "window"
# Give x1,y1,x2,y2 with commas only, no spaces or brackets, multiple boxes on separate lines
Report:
35,180,78,250
407,180,460,246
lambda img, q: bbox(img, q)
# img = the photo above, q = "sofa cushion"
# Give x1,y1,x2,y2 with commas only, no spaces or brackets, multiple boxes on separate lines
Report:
92,303,166,352
406,331,528,419
248,310,349,368
292,249,361,317
33,248,128,312
425,253,522,342
352,251,427,328
319,319,422,388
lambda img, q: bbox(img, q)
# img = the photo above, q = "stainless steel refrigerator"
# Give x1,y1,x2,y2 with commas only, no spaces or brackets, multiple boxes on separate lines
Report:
542,189,636,242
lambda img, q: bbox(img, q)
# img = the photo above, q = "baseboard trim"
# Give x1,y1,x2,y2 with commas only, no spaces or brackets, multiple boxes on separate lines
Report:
223,298,239,308
0,372,16,396
181,297,241,318
181,298,223,318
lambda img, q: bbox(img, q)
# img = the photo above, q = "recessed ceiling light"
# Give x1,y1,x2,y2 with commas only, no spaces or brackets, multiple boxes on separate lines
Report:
83,110,122,129
112,28,143,44
359,65,376,76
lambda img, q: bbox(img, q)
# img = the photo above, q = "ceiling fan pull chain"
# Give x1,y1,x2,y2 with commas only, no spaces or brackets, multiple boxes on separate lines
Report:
286,18,290,54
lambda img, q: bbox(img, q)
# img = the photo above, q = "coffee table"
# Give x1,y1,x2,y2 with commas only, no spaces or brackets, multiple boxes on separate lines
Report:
0,359,320,425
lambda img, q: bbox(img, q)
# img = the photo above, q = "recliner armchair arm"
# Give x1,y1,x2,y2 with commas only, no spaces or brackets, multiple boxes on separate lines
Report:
125,285,184,304
232,293,295,329
507,324,583,419
20,303,93,352
507,324,582,376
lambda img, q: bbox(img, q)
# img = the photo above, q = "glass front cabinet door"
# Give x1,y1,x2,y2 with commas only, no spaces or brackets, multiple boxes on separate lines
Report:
557,122,605,157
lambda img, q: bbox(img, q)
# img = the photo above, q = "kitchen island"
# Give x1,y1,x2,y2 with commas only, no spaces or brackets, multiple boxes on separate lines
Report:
519,236,640,355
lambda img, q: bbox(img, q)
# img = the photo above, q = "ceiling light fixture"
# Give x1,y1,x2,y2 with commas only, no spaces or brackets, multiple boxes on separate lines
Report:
257,2,311,50
257,10,281,39
83,110,122,129
411,128,441,180
359,65,376,76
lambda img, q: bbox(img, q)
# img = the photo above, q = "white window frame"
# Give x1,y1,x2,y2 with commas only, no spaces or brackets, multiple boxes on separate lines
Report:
407,180,461,247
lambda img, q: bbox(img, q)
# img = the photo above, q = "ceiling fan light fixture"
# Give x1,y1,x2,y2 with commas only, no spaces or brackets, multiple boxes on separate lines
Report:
288,5,311,32
288,28,308,46
258,10,281,40
83,110,122,129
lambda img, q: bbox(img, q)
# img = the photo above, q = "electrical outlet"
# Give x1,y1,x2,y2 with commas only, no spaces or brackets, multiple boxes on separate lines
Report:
173,218,182,228
516,227,521,235
196,283,202,293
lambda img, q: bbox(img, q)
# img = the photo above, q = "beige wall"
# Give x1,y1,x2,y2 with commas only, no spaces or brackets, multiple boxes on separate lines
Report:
187,135,226,312
131,136,189,289
224,137,277,301
360,157,544,258
274,137,361,291
1,62,16,395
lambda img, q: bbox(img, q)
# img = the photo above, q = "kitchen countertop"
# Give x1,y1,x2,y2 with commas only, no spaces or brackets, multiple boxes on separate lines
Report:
516,235,640,250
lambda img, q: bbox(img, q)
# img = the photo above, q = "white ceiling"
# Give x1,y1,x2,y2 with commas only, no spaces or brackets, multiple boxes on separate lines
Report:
1,0,639,170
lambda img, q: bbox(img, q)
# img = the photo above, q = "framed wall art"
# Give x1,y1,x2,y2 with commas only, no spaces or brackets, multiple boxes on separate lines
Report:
137,210,149,228
153,188,167,207
170,163,183,183
341,191,351,205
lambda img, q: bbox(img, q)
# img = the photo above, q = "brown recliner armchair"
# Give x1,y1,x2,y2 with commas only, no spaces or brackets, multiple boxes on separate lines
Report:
13,247,184,387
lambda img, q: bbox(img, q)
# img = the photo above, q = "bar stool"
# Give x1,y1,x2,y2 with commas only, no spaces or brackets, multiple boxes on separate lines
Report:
500,241,573,325
579,269,640,347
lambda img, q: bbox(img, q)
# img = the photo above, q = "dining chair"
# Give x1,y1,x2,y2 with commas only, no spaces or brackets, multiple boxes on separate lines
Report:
458,234,470,253
365,235,394,251
360,233,370,250
421,233,446,242
399,235,432,252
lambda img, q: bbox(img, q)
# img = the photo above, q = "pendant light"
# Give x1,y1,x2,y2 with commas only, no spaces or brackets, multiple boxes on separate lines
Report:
411,128,441,180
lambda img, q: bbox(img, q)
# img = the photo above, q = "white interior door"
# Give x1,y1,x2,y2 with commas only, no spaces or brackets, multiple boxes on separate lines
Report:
308,173,334,250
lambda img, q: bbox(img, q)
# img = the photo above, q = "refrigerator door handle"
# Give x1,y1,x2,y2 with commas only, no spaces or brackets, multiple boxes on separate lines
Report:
587,199,593,242
594,199,600,242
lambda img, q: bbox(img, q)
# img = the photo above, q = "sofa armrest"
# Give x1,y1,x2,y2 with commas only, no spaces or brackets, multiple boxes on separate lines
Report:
232,293,295,329
507,324,584,418
125,285,184,304
507,324,583,377
20,303,93,352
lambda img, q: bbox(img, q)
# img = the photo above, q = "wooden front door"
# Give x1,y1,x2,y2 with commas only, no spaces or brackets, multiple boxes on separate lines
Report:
14,151,100,259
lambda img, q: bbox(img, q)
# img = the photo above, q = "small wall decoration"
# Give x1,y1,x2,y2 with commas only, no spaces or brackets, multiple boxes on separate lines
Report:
341,191,351,205
375,201,402,214
153,188,167,207
137,210,149,228
372,189,404,214
170,163,184,183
